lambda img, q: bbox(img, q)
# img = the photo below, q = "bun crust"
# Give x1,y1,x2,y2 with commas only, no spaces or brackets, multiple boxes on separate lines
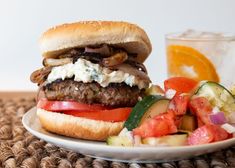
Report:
39,21,152,63
37,108,124,141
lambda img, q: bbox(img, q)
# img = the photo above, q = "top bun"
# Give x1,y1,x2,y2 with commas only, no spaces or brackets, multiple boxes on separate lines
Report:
39,21,152,63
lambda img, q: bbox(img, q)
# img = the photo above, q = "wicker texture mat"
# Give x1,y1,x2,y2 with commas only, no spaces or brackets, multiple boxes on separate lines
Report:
0,98,235,168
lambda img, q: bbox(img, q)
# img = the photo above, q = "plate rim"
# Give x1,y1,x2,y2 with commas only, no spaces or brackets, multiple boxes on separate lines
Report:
22,106,235,153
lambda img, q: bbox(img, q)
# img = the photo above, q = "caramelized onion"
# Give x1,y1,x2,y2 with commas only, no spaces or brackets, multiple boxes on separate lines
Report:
37,87,46,102
128,61,148,73
113,64,151,83
43,58,72,67
102,52,128,67
85,44,111,56
30,67,52,84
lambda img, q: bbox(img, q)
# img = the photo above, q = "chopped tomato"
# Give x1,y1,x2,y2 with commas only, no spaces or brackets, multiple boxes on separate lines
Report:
197,117,204,127
207,125,229,142
187,125,214,145
37,99,107,112
169,94,190,116
174,115,183,128
133,112,177,138
188,124,229,145
63,108,132,122
189,97,213,125
154,111,177,133
164,77,198,94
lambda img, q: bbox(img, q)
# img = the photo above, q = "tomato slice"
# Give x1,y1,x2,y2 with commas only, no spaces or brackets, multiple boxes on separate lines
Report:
189,97,213,125
164,77,198,94
63,108,132,122
37,99,132,122
188,124,229,145
133,112,177,138
37,99,107,112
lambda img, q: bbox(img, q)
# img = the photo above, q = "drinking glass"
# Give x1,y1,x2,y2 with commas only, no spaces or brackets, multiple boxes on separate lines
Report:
165,30,235,87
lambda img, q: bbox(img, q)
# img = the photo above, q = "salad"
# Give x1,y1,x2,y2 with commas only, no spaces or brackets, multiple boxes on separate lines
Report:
107,77,235,147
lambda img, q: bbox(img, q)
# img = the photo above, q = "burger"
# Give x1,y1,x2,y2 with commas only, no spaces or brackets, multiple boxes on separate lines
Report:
30,21,152,141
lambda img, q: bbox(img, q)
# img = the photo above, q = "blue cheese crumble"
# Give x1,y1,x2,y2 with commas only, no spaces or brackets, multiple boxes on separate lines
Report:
47,58,147,89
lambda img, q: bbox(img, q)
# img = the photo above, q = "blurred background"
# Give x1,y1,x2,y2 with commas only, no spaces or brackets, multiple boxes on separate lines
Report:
0,0,235,91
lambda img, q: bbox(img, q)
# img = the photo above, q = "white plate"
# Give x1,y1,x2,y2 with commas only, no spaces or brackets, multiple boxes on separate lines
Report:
22,107,235,163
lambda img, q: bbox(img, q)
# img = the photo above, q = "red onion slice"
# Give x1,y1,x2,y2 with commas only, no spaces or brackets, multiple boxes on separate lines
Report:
209,112,227,125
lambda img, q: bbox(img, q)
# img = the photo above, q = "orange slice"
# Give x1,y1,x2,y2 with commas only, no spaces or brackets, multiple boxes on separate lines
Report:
167,45,219,82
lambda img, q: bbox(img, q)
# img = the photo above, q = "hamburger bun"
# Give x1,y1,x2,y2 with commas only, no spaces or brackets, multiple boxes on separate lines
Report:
37,108,124,141
39,21,152,63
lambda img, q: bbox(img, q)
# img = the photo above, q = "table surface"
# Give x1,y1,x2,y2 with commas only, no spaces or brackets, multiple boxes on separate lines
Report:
0,91,36,99
0,92,235,168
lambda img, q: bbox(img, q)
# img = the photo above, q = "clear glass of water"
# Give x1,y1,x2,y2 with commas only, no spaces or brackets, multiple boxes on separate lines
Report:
165,30,235,87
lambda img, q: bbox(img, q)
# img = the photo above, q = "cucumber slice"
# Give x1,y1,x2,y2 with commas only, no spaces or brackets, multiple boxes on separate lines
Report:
195,81,235,116
142,134,187,146
107,136,133,147
124,95,169,131
140,99,170,125
231,85,235,96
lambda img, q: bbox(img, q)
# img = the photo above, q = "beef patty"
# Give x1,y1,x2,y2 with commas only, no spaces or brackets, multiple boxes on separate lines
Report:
43,79,144,107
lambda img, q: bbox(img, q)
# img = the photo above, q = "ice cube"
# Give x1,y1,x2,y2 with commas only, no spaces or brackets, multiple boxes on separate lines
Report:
178,29,225,39
179,29,201,38
200,32,223,39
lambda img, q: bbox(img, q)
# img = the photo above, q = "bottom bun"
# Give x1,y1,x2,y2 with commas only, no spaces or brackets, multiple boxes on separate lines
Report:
37,108,124,141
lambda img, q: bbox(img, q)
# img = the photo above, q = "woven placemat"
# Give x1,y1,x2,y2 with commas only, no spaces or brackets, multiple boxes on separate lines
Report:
0,98,235,168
